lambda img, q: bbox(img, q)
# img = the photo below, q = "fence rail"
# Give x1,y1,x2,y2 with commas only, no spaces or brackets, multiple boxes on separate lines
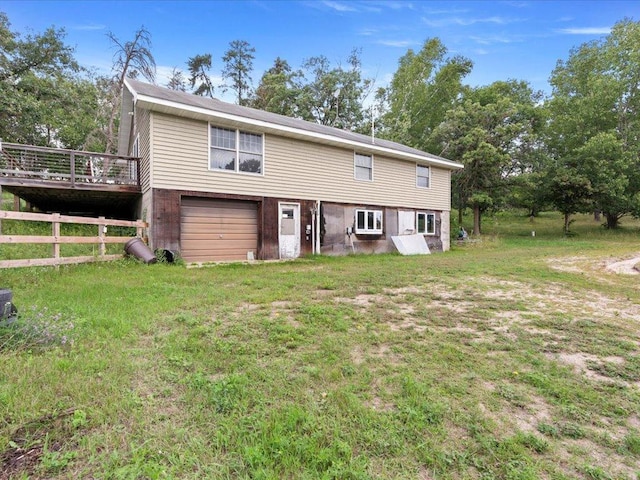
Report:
0,142,140,187
0,211,148,268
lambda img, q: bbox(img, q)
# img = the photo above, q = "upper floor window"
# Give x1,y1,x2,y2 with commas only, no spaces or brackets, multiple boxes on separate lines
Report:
354,153,373,181
210,126,263,174
417,164,430,188
417,212,436,235
355,209,383,235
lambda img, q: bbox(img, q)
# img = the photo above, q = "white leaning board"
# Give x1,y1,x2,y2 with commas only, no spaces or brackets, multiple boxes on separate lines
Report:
391,234,431,255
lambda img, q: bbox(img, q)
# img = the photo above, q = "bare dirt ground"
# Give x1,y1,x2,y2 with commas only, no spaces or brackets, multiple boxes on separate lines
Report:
605,255,640,275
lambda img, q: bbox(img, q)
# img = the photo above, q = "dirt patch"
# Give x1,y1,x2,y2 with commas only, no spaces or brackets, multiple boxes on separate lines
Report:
335,294,385,307
1,408,80,480
605,256,640,275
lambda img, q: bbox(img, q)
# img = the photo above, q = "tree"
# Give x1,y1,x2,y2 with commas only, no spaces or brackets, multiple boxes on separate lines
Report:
546,19,640,229
0,11,91,147
187,53,214,97
546,168,593,233
434,80,543,234
104,26,155,153
166,67,186,91
221,40,255,105
377,38,472,152
251,57,302,116
297,49,373,130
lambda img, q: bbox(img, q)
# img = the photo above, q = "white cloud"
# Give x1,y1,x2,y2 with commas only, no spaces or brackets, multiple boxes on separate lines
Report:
422,15,515,27
322,1,357,12
358,27,379,36
375,39,415,48
557,26,611,35
73,23,106,31
469,34,516,45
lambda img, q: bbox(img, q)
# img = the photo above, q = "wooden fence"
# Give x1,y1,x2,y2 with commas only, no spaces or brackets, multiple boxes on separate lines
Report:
0,211,148,268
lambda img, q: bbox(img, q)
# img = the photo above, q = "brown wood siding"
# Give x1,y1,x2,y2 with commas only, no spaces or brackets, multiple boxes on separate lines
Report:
150,113,453,211
261,197,315,259
151,188,181,253
180,197,258,262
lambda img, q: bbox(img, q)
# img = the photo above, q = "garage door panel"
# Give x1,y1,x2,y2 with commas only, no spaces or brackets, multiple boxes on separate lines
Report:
180,197,258,262
181,206,257,219
181,228,258,237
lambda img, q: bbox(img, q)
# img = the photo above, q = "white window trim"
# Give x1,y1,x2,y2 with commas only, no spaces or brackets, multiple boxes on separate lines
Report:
354,152,373,182
416,164,430,189
355,208,383,235
417,212,436,235
209,124,265,176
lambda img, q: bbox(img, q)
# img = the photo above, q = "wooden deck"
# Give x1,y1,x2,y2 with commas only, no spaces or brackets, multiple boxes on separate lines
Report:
0,142,141,218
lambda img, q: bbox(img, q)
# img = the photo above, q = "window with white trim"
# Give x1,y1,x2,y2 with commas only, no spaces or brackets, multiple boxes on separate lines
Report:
354,153,373,181
417,212,436,235
210,125,263,174
355,209,383,234
417,164,430,188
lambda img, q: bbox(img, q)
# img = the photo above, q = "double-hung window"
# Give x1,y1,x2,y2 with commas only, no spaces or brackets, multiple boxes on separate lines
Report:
416,164,430,188
354,153,373,181
417,212,436,235
210,126,263,174
355,209,383,235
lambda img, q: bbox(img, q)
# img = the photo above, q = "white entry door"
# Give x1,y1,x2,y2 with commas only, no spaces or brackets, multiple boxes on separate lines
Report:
279,203,300,259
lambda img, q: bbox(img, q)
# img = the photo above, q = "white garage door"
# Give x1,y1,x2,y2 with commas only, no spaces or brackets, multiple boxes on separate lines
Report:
180,197,258,262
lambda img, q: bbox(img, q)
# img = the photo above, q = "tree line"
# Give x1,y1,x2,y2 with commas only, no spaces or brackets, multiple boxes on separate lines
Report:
1,11,639,233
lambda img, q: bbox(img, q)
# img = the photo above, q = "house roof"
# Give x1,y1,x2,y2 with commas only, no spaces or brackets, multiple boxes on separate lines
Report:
122,78,463,170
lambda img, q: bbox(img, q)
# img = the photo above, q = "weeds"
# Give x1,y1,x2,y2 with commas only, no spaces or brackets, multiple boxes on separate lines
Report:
1,211,640,478
0,306,75,352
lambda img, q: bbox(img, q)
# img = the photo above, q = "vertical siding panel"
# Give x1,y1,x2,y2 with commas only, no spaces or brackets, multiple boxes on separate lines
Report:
137,108,151,193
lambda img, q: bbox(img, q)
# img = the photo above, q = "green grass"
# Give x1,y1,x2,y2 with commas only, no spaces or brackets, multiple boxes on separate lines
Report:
1,210,640,479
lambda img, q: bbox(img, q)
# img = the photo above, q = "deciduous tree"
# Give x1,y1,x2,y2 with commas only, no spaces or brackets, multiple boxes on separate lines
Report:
0,11,90,147
251,57,301,117
297,49,373,130
377,38,472,152
546,19,640,229
434,80,543,234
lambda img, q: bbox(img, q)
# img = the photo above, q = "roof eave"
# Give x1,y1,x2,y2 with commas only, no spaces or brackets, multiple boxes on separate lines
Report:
127,80,463,170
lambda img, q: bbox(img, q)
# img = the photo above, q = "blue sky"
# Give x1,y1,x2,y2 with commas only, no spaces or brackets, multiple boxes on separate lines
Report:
2,0,639,102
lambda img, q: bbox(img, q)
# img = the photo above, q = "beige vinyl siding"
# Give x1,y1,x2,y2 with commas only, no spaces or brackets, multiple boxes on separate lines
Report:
151,112,452,211
137,107,152,194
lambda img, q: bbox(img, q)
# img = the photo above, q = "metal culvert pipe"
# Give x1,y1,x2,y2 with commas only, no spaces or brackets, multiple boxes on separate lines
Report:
124,238,157,264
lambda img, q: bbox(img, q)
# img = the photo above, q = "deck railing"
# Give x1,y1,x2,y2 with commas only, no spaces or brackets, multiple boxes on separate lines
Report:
0,142,140,187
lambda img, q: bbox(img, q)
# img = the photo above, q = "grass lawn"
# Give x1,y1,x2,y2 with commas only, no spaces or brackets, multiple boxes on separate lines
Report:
1,211,640,479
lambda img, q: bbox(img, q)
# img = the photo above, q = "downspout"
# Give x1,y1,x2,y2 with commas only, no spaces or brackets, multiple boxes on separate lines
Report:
315,200,321,255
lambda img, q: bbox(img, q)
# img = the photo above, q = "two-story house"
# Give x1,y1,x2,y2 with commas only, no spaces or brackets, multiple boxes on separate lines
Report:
117,79,463,263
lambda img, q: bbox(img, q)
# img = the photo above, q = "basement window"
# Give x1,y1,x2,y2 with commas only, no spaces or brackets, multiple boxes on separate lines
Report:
417,212,436,235
355,209,383,235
